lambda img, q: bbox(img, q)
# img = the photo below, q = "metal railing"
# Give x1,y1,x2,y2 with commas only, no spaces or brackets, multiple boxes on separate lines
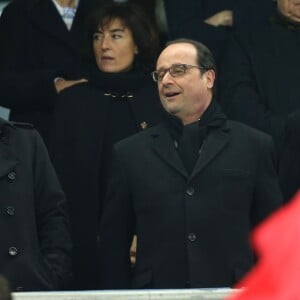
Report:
12,288,239,300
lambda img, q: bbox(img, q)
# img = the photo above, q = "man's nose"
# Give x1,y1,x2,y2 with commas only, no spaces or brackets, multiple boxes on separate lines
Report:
161,70,174,84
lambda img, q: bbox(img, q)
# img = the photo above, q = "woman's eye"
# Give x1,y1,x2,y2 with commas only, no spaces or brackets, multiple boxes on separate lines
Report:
112,34,122,39
93,34,103,41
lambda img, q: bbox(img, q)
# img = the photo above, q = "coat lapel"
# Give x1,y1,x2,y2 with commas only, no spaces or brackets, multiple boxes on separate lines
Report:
151,125,188,178
29,0,74,49
190,126,230,181
71,0,95,33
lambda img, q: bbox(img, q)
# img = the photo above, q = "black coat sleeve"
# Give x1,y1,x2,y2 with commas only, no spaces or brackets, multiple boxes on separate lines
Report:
251,133,283,227
32,129,72,289
279,111,300,202
99,146,135,289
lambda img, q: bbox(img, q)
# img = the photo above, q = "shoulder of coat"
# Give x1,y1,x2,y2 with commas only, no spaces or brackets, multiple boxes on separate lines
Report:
10,121,34,129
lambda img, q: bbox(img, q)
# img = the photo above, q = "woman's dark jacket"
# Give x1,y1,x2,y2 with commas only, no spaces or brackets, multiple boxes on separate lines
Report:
50,66,162,290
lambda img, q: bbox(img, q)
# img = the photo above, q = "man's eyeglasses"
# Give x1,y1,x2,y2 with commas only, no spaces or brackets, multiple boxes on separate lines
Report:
151,63,205,82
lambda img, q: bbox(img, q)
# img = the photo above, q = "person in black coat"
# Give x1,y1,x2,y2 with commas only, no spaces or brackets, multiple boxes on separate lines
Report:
0,117,72,291
98,39,282,289
279,110,300,202
219,0,300,151
164,0,275,67
51,2,162,290
0,0,99,146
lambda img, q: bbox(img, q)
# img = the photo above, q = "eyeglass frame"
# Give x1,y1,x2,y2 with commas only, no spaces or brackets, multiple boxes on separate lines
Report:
151,63,206,82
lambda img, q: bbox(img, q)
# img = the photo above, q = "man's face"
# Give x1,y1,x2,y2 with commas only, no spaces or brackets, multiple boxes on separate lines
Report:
156,43,215,125
277,0,300,22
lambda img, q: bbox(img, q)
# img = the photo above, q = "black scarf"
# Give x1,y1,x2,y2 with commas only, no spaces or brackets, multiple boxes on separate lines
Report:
85,63,152,95
163,100,227,174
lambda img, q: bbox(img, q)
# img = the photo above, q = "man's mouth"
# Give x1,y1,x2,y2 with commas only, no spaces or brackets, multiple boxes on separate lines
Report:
165,91,180,98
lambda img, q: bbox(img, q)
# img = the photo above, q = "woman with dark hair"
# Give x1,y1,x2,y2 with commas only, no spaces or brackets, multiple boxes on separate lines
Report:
50,2,162,290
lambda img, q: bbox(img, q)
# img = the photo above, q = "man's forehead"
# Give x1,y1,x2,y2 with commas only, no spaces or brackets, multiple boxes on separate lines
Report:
157,43,197,67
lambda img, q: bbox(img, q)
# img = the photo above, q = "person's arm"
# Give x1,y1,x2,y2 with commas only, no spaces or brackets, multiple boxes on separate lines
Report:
99,146,135,289
279,111,300,202
164,0,230,42
33,129,72,289
251,134,283,227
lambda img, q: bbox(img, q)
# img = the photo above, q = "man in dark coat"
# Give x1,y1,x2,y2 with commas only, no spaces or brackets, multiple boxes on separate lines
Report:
99,39,282,289
0,0,97,145
220,0,300,150
0,117,72,291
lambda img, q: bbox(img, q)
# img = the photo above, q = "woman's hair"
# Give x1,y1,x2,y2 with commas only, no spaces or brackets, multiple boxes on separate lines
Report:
85,2,160,70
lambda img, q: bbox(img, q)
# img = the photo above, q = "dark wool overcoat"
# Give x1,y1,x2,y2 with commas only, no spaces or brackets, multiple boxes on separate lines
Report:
0,117,72,291
99,119,282,289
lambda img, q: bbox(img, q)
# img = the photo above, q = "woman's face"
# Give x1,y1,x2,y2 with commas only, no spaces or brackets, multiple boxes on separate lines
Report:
93,18,138,72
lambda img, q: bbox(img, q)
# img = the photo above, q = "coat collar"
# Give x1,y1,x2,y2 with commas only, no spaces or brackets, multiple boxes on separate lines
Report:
29,0,71,44
150,122,231,180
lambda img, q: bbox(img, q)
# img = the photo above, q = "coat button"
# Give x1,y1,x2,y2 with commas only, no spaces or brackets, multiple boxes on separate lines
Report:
174,140,179,149
7,171,16,181
140,121,148,130
186,187,195,196
188,233,197,242
8,246,18,256
6,206,15,216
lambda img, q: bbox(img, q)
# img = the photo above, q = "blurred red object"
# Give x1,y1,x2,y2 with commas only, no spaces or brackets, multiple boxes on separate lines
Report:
228,190,300,300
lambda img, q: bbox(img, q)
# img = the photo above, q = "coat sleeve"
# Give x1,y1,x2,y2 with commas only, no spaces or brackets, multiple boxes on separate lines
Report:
99,146,135,289
279,110,300,202
220,33,285,149
33,129,72,289
251,134,283,227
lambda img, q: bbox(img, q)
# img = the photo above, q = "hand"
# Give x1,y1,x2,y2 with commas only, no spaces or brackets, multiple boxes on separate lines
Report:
130,235,137,267
54,78,88,94
204,10,233,27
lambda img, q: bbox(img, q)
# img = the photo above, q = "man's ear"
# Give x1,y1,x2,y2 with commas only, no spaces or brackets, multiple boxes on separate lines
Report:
205,69,216,89
134,46,139,54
